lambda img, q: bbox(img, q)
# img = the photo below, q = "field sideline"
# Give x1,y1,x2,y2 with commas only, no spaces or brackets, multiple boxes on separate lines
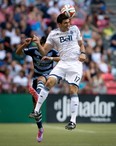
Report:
0,123,116,146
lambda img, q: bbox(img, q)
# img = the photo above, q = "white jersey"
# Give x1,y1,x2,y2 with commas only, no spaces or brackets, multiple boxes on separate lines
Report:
46,25,82,61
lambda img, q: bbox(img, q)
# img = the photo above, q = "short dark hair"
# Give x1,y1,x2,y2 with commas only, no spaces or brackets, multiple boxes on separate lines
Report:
40,36,47,45
57,13,69,24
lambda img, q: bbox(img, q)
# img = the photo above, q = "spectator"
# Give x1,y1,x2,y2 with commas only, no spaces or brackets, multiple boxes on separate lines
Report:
110,33,116,51
0,0,115,94
12,70,28,93
0,67,12,93
92,69,107,94
91,45,102,64
82,24,96,48
8,60,22,78
103,22,116,40
47,1,60,16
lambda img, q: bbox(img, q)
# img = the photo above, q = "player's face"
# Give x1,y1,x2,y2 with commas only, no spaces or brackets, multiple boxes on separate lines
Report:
59,19,71,32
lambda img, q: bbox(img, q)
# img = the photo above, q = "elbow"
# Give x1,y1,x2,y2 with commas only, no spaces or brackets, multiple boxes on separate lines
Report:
16,49,21,55
16,50,19,55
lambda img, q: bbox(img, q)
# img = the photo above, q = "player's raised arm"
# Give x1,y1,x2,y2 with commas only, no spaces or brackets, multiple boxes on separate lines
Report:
16,38,32,55
32,35,52,56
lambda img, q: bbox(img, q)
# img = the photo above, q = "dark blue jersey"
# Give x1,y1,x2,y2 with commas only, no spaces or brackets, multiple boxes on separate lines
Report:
23,46,59,79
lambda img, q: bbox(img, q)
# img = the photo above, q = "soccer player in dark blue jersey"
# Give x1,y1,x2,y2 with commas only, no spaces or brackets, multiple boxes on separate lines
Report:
16,36,60,142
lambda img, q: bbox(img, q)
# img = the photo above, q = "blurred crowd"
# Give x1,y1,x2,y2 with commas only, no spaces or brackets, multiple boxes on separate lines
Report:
0,0,116,94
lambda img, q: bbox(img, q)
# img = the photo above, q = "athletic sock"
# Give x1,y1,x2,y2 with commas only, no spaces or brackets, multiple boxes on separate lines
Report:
70,95,79,124
35,87,49,113
36,81,44,94
35,111,43,129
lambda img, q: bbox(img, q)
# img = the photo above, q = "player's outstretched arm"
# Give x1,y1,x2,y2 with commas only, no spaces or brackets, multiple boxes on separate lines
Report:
16,38,32,55
41,56,60,62
16,43,27,55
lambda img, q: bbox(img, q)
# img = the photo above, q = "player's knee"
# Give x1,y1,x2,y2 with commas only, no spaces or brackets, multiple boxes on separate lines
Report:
70,89,77,95
46,77,56,88
69,85,79,95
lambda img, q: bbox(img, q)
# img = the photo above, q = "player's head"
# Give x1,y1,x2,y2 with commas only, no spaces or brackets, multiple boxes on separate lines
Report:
57,13,69,23
40,36,47,46
57,13,70,31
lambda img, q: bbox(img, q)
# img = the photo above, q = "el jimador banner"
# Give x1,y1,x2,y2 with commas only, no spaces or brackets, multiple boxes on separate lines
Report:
46,94,116,123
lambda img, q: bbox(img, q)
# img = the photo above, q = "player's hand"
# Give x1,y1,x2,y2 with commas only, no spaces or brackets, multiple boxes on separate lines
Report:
24,38,32,45
41,56,53,61
32,35,40,44
79,53,86,62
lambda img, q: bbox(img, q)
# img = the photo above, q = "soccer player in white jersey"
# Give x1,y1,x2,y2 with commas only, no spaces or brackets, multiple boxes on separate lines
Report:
29,13,86,130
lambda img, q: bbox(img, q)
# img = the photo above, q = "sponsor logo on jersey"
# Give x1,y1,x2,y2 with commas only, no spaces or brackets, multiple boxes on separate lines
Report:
59,35,72,43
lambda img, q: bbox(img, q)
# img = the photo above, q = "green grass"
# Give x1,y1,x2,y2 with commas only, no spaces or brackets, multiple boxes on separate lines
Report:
0,123,116,146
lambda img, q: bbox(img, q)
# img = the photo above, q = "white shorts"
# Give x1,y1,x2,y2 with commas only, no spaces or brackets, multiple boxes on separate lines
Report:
49,60,83,87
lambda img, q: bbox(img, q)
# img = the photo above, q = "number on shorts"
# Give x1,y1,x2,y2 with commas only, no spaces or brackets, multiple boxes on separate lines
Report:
74,76,80,82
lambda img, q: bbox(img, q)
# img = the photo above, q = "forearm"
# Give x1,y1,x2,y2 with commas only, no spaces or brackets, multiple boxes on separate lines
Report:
36,42,46,56
79,41,86,53
80,45,86,53
16,43,27,55
32,35,52,56
50,57,60,62
78,40,86,62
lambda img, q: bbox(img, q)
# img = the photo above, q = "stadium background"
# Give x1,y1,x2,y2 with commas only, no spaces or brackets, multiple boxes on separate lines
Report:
0,0,116,146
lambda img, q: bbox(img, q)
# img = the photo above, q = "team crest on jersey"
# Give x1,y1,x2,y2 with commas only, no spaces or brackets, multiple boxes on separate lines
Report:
70,31,73,34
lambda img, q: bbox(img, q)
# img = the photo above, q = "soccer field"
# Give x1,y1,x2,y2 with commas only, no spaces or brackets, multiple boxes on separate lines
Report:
0,123,116,146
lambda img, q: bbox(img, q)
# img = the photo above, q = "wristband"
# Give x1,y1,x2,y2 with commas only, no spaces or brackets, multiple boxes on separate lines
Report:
50,57,53,61
81,52,86,55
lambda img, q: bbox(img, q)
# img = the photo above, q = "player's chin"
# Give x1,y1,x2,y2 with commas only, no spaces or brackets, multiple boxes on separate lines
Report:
66,27,70,31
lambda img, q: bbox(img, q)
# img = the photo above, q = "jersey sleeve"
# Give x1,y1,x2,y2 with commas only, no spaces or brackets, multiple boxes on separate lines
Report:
23,47,36,56
23,48,29,55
